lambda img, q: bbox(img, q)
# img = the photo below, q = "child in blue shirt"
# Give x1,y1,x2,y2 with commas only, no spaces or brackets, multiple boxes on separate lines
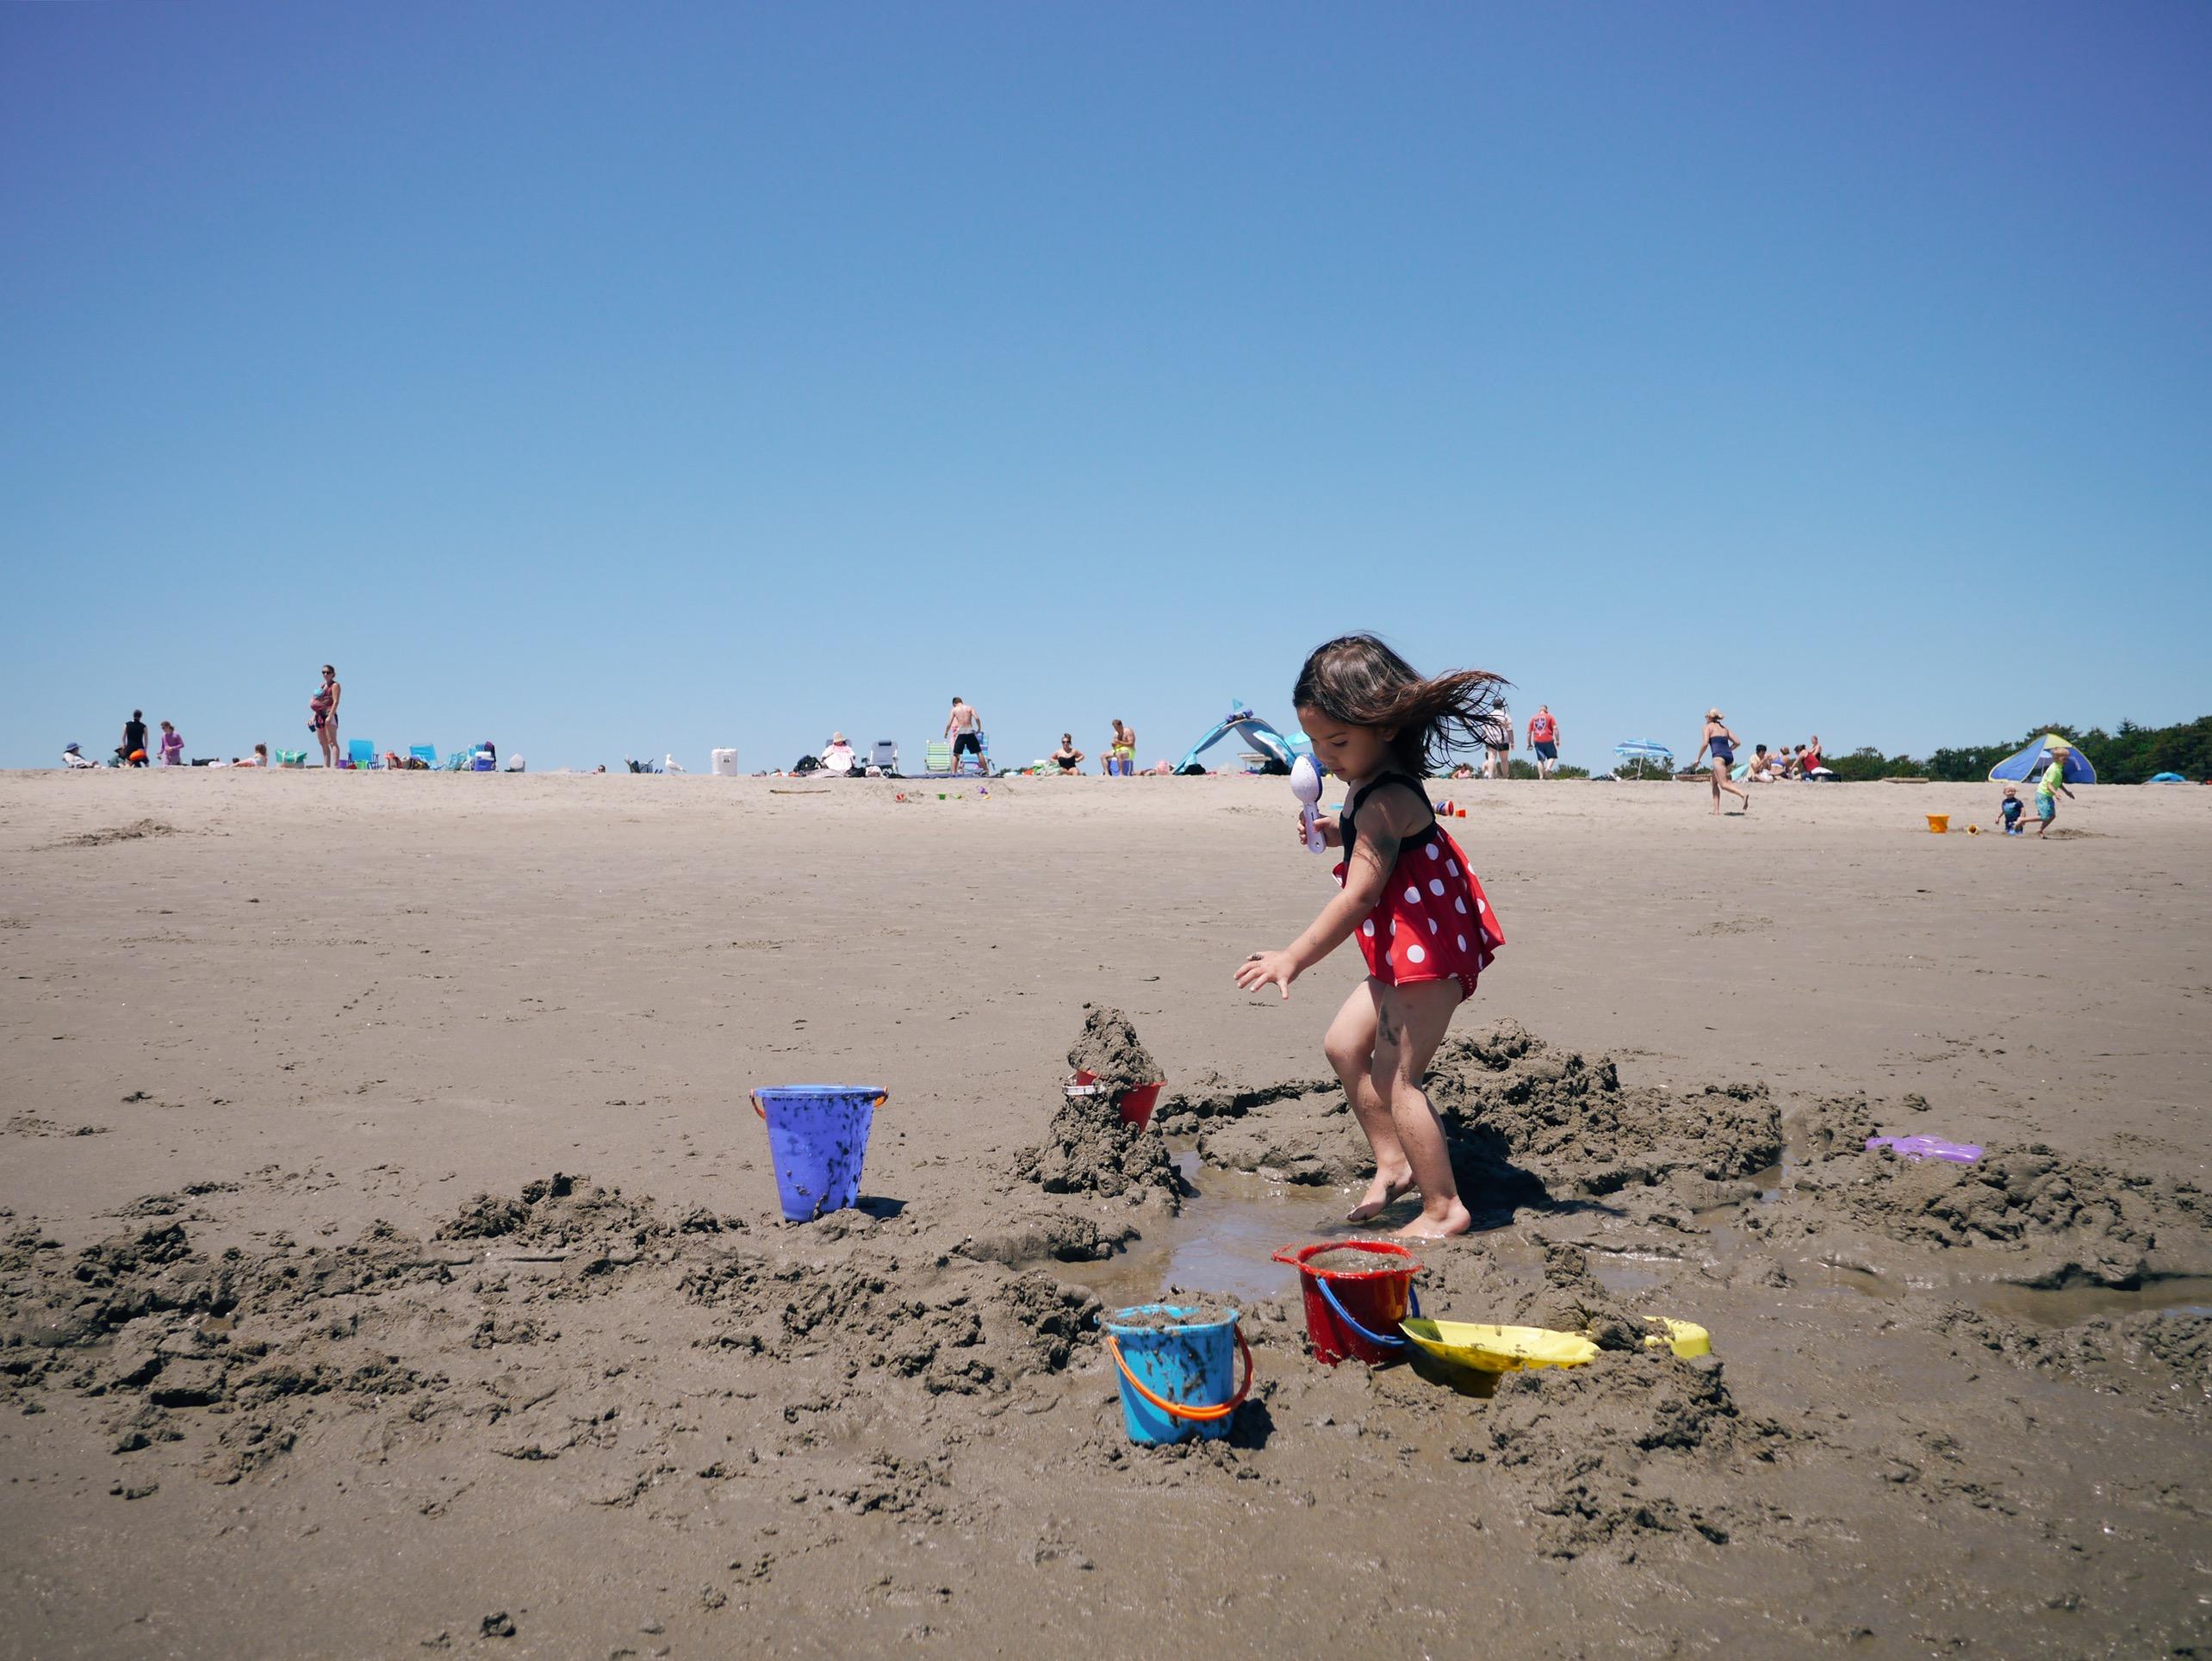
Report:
1996,786,2024,835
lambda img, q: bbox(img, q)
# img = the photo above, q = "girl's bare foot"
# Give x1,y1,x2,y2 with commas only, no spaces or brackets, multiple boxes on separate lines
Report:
1395,1198,1473,1239
1347,1169,1416,1222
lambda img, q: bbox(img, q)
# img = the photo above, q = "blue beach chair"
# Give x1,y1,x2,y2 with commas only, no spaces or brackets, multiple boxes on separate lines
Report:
407,745,438,768
346,738,376,769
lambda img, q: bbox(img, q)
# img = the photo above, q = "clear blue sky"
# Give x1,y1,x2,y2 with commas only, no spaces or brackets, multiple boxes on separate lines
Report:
4,3,2206,772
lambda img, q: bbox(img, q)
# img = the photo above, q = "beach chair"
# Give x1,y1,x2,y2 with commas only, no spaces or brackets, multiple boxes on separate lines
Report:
870,739,900,776
408,745,438,768
923,740,954,775
444,750,470,771
346,738,377,769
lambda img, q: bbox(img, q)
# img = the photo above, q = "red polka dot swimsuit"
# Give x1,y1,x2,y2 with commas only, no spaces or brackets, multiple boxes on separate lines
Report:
1332,771,1503,1000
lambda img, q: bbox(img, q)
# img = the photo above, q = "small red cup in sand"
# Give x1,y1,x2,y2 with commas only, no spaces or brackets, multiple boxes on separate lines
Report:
1067,1070,1165,1132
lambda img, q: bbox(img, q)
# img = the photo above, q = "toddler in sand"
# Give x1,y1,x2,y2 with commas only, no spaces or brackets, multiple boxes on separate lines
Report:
1996,786,2024,835
1234,634,1507,1238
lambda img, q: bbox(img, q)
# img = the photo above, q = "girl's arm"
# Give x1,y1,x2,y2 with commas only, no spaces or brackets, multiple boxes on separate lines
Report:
1237,787,1413,998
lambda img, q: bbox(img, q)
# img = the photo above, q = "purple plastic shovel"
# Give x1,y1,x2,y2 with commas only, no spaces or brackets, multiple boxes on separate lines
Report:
1866,1135,1983,1164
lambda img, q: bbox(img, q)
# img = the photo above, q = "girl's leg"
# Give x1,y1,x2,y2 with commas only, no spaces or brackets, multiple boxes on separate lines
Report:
1323,980,1414,1222
1370,980,1474,1238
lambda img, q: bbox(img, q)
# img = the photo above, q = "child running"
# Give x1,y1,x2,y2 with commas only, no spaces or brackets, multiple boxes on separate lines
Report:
1233,635,1507,1238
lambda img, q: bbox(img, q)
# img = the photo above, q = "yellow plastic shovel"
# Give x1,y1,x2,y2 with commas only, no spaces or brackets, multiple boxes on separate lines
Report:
1397,1320,1598,1372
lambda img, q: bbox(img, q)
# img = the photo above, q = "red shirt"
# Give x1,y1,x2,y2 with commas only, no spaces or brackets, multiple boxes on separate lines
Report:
1527,713,1556,744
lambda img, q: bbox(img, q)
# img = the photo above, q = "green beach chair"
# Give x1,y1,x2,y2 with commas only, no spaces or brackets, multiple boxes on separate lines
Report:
923,740,954,775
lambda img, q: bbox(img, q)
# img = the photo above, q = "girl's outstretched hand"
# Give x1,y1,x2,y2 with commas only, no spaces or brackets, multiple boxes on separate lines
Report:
1236,949,1300,999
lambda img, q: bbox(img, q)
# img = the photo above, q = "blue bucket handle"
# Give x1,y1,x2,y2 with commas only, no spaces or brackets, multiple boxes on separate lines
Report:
1314,1272,1420,1351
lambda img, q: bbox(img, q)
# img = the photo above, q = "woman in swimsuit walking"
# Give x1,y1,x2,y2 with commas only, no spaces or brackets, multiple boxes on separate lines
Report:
310,665,340,768
1693,707,1749,816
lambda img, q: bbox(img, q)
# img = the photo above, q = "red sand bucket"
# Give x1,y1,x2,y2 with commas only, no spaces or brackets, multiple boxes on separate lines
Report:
1068,1070,1165,1132
1271,1241,1424,1366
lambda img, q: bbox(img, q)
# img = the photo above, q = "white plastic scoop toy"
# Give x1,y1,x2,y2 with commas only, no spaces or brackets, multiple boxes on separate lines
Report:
1291,754,1325,854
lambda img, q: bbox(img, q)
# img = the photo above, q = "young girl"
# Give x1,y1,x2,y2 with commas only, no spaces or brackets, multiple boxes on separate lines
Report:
1234,635,1507,1238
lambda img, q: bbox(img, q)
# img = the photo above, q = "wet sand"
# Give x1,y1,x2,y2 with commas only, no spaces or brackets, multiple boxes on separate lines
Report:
1,770,2207,1657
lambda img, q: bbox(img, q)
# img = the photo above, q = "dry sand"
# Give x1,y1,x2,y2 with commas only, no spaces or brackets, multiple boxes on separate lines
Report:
1,770,2207,1658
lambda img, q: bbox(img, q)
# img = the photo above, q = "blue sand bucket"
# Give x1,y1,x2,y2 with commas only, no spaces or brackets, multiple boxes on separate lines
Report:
750,1086,888,1222
1100,1304,1252,1446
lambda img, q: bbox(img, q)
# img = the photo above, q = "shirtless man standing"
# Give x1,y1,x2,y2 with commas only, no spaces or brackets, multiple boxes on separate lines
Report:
945,695,985,775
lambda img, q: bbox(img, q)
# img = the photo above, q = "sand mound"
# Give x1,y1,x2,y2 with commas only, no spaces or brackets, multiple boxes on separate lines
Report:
1772,1120,2210,1285
57,818,180,849
1064,1005,1162,1094
1153,1070,1336,1136
1944,1307,2212,1414
1441,1235,1799,1558
1190,1020,1782,1216
1426,1020,1783,1198
1010,1010,1178,1210
436,1172,670,1260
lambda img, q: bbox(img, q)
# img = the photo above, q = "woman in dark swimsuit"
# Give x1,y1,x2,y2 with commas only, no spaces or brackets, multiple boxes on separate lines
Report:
1694,707,1749,816
1051,734,1084,774
310,665,340,768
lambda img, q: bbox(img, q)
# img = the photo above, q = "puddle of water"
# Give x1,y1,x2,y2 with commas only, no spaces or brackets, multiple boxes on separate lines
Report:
1965,1277,2212,1328
1057,1152,1368,1309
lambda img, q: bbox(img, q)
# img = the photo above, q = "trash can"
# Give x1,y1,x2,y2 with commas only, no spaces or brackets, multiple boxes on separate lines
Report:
711,749,739,776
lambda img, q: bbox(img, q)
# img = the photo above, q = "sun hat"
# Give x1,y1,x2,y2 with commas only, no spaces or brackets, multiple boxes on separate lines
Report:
1707,707,1723,720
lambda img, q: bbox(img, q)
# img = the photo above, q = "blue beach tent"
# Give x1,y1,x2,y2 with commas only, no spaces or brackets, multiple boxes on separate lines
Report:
1988,735,2097,786
2149,772,2186,784
1177,704,1310,774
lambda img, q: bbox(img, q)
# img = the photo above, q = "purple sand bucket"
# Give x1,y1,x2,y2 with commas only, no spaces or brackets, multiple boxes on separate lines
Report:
751,1086,888,1221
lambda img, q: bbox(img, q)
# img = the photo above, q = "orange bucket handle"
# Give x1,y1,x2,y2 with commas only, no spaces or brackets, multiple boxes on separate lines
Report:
1104,1327,1254,1423
752,1088,891,1121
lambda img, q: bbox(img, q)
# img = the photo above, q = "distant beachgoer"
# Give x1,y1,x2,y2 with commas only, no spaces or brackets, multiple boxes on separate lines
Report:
63,743,96,769
1996,785,2024,836
1801,734,1824,775
1746,744,1776,782
1482,704,1512,779
821,732,856,774
1234,634,1507,1240
2032,745,2075,837
120,710,148,767
311,666,341,768
157,721,183,766
1525,705,1560,778
1104,719,1135,776
1051,733,1084,775
1694,709,1750,816
946,696,984,775
1448,762,1476,780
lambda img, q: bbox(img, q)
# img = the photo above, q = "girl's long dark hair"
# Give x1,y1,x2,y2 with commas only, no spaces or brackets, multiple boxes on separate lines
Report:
1292,633,1509,775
